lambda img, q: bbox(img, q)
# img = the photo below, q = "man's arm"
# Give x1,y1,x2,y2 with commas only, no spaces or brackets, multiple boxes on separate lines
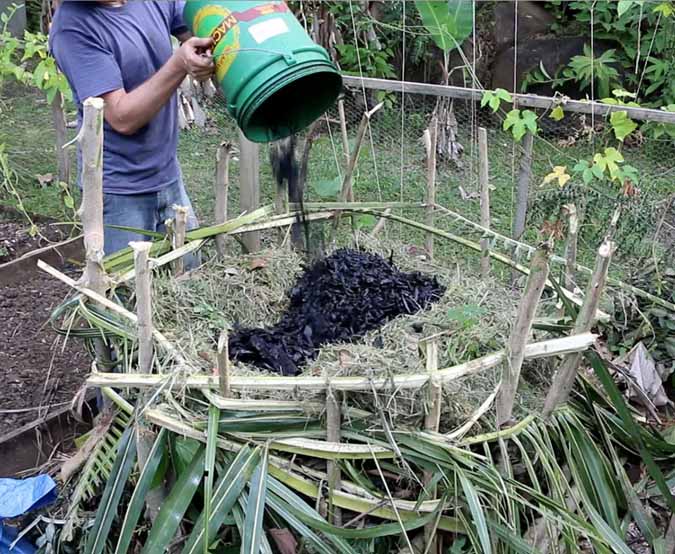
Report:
102,37,214,135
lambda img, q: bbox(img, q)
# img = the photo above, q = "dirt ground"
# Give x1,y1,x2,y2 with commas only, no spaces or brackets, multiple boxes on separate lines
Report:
0,219,68,264
0,220,89,437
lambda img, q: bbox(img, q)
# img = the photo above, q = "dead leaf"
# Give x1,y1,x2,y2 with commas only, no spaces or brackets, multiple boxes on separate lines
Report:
36,173,54,187
338,349,352,368
627,342,671,407
249,257,268,271
60,411,115,482
542,166,571,188
269,528,298,554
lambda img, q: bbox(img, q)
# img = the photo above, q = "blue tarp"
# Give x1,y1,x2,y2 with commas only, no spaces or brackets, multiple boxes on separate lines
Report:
0,525,36,554
0,475,57,519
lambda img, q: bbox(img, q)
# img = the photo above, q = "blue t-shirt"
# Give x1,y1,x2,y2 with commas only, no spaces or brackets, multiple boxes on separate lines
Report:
49,1,188,195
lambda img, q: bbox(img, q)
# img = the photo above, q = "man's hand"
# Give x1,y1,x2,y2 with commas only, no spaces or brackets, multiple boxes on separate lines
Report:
174,37,215,82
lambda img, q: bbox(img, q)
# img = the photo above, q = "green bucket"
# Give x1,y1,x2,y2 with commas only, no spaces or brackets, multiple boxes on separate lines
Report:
183,0,343,143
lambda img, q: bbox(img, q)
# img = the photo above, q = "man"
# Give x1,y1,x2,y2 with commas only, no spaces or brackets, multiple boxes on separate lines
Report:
49,0,214,257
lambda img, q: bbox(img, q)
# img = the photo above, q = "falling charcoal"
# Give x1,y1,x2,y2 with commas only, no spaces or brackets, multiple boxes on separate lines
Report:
229,249,446,376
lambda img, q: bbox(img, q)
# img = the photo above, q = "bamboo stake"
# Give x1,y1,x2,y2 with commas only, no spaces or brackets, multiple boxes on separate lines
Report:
215,142,234,258
337,99,351,175
562,204,579,292
497,243,552,427
51,90,71,186
217,330,231,397
326,388,342,526
424,116,439,258
78,97,107,294
238,129,261,253
423,338,440,554
370,208,391,237
130,242,153,374
478,127,491,278
511,132,534,283
173,205,188,276
130,240,164,521
543,238,615,417
339,102,384,204
87,333,597,392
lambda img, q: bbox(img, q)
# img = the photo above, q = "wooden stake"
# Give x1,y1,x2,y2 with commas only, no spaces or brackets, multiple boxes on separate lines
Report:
478,127,491,278
238,129,261,253
496,243,552,427
130,242,153,374
423,338,441,554
172,205,189,276
51,90,71,186
370,208,391,238
217,330,231,397
78,97,107,294
542,238,615,417
511,132,534,282
563,204,579,292
215,142,234,258
337,99,351,192
424,116,439,258
326,389,342,526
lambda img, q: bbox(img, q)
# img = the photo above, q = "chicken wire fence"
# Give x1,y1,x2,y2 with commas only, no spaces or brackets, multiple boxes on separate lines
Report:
297,82,674,273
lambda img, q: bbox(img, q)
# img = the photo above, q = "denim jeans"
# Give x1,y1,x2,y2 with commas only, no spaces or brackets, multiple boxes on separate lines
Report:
103,176,201,269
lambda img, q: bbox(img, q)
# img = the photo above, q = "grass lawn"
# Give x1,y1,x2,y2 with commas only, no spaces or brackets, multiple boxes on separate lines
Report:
1,82,672,279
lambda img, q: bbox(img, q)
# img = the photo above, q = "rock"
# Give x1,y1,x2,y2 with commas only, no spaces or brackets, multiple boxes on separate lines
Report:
0,0,25,38
491,37,615,97
494,1,555,54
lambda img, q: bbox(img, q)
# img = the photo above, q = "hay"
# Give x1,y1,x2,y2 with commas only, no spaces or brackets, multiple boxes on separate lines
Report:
152,233,557,432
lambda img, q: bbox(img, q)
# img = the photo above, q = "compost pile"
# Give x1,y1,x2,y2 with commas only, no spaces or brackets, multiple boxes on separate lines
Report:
229,249,446,375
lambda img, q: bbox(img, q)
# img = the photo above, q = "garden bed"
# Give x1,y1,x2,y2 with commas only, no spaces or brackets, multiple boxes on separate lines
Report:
0,215,88,438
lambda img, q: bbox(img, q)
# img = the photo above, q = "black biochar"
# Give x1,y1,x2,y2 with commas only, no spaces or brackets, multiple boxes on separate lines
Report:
229,249,446,376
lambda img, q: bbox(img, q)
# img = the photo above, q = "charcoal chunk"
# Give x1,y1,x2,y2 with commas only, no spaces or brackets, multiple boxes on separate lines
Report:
229,249,445,375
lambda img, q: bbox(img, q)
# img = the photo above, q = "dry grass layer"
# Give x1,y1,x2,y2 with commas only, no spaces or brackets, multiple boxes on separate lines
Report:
153,233,558,432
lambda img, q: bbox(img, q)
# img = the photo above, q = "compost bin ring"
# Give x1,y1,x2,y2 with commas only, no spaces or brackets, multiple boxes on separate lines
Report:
229,249,446,376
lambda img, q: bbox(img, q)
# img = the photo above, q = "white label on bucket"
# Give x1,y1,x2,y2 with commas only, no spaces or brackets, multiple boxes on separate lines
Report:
249,18,289,44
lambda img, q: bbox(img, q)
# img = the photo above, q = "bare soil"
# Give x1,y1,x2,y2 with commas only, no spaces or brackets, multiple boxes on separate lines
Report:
0,219,68,264
0,219,89,437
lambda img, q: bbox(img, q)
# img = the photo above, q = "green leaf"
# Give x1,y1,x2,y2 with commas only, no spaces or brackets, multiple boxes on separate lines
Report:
313,177,342,199
504,109,537,141
550,105,565,121
241,446,269,554
617,0,636,16
415,0,474,53
141,445,206,554
586,351,675,513
63,195,75,209
182,447,262,554
86,425,138,554
354,214,377,230
609,111,637,141
114,429,167,554
457,469,491,554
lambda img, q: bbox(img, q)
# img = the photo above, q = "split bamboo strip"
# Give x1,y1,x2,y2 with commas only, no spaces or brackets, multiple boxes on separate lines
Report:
115,239,205,285
326,389,343,525
217,330,231,397
87,333,597,392
215,141,234,258
173,205,189,275
496,244,552,427
144,409,464,533
130,242,153,373
543,239,615,417
478,127,491,278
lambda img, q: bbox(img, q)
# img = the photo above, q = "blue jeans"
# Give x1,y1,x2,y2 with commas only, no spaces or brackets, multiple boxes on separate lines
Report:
103,177,201,269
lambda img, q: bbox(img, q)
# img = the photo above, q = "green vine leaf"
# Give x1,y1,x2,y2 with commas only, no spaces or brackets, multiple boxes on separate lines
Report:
609,111,638,141
481,88,512,113
593,147,625,182
653,2,674,16
550,106,565,121
503,109,538,141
